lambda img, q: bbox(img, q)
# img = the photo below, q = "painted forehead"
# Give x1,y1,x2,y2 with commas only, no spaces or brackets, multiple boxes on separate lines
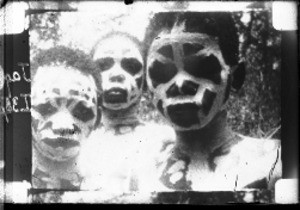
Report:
148,30,225,64
93,35,142,60
147,30,230,86
32,65,97,105
147,30,229,77
152,30,219,48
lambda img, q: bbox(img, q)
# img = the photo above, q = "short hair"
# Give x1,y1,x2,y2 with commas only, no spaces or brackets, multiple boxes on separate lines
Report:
91,31,146,65
144,12,239,67
31,46,101,92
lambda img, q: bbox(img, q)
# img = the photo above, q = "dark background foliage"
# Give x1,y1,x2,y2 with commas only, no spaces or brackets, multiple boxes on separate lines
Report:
229,9,281,139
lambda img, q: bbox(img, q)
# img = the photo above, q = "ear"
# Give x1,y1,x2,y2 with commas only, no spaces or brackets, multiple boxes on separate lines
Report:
94,105,102,129
94,93,103,129
231,62,245,91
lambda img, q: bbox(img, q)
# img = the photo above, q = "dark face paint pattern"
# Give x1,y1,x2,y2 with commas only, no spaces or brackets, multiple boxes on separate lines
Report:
166,89,216,128
33,100,95,123
135,76,143,89
181,80,199,96
148,60,178,88
201,90,217,115
148,40,226,129
157,44,174,60
166,83,180,98
183,43,204,57
121,58,143,76
96,57,114,72
103,87,128,104
166,81,199,98
157,99,165,116
72,101,95,122
34,102,57,117
167,103,200,128
183,54,222,84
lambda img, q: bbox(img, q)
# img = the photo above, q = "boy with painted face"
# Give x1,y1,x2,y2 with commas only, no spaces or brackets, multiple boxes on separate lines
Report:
91,31,144,134
31,46,101,190
145,12,281,191
78,31,175,195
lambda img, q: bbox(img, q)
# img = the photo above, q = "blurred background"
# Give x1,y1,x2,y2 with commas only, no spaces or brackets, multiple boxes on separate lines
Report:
29,1,281,140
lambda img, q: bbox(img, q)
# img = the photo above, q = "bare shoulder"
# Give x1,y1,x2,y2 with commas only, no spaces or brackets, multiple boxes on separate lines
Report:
226,135,282,189
232,134,281,156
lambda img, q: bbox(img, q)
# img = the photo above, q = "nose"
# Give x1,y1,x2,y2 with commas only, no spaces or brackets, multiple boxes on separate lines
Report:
166,80,199,98
109,74,125,83
51,112,77,135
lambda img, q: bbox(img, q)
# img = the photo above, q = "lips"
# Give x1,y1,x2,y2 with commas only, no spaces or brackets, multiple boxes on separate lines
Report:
167,103,200,128
42,138,80,149
104,88,128,104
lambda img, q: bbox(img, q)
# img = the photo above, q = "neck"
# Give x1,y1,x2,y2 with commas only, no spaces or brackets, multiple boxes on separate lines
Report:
175,110,237,156
33,146,78,173
102,101,141,132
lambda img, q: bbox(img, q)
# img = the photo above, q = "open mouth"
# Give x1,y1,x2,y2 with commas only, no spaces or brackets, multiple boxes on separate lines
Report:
167,103,200,128
42,138,80,149
104,88,128,104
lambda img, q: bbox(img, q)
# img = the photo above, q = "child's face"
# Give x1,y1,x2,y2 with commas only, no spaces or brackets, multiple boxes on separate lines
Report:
31,65,98,161
147,30,231,131
93,35,144,110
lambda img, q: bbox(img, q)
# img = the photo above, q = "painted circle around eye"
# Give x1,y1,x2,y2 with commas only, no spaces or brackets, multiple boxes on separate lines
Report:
72,101,95,122
183,55,222,84
95,57,114,72
148,60,178,88
121,58,142,75
34,102,57,117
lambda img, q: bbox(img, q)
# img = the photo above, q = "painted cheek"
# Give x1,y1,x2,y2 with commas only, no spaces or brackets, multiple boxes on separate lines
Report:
135,76,143,89
101,72,111,90
201,90,217,116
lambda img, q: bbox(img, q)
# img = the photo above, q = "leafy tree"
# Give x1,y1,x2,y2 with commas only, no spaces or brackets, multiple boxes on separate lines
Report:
229,8,281,139
30,12,61,58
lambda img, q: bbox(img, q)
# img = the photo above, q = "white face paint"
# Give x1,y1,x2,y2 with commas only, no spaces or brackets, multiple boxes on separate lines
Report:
31,65,98,161
93,35,144,110
146,28,231,131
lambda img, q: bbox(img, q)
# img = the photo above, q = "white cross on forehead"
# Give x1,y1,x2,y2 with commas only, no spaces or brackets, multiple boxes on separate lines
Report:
31,65,98,107
148,30,230,74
